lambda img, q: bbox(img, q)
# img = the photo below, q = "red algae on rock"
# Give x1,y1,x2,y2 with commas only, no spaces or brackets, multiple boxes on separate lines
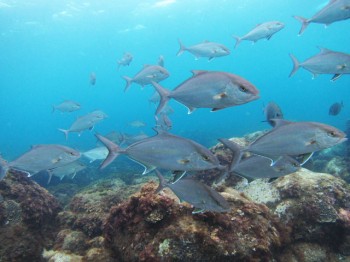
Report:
104,181,285,261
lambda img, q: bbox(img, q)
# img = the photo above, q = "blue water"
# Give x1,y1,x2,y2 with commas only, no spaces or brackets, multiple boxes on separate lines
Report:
1,0,349,162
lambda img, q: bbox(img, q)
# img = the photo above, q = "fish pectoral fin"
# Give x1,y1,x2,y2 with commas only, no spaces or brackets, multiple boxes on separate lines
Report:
342,5,350,10
331,74,342,81
177,159,190,164
213,92,228,100
337,64,347,70
266,35,272,40
208,57,214,61
89,126,94,131
192,208,205,214
306,139,317,146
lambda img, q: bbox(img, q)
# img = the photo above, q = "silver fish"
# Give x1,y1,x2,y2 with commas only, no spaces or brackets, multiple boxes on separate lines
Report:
90,72,96,86
122,61,169,92
177,39,230,60
289,47,350,81
59,110,108,140
152,70,259,115
2,144,80,177
117,52,133,69
83,146,109,163
155,113,172,132
155,170,230,213
247,119,347,160
119,132,149,146
329,101,344,115
50,161,86,182
52,100,81,113
294,0,350,35
128,120,147,128
95,132,224,174
233,21,284,48
263,101,284,127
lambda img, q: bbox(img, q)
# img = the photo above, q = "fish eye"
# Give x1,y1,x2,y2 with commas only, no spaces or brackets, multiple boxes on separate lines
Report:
238,85,248,93
328,131,336,137
201,155,210,161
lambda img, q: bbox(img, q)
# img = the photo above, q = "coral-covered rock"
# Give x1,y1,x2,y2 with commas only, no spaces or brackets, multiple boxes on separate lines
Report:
241,169,350,258
0,170,61,261
104,181,285,261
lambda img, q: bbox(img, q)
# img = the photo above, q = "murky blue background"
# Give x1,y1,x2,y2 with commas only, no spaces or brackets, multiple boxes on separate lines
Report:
1,0,349,161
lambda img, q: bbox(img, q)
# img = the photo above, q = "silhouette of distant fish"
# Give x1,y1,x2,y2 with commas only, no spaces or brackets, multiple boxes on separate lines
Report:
155,170,230,214
52,100,81,113
152,70,259,115
233,21,284,48
329,101,344,115
294,0,350,35
177,39,230,60
90,72,96,85
117,52,133,70
49,161,86,182
289,47,350,81
263,101,284,127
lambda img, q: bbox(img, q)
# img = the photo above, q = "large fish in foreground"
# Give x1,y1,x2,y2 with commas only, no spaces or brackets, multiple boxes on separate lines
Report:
240,119,346,161
233,21,285,48
152,70,259,115
59,110,108,140
294,0,350,35
177,39,230,60
0,144,81,179
122,57,169,92
95,132,224,175
155,170,230,213
289,47,350,81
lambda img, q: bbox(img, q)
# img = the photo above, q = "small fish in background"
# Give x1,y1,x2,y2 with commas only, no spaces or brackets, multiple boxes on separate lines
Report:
122,57,169,92
148,91,160,105
177,39,230,60
155,169,230,214
117,52,133,70
128,120,147,128
293,0,350,35
59,110,108,140
90,72,96,86
82,147,109,163
289,47,350,81
49,161,86,183
155,113,172,132
52,100,81,113
0,145,81,180
152,70,259,115
329,101,344,115
232,21,285,48
263,101,284,127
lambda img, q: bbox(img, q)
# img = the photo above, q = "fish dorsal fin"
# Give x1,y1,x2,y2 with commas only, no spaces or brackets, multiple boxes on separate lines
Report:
331,74,342,81
270,119,292,128
191,70,208,76
318,47,333,54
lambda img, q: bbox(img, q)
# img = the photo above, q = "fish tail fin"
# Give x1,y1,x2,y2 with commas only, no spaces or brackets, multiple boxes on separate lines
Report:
293,16,309,35
154,169,166,194
152,81,170,115
289,53,300,77
218,138,243,172
176,39,186,56
232,35,241,49
122,76,133,92
58,129,69,140
95,133,121,169
0,155,9,180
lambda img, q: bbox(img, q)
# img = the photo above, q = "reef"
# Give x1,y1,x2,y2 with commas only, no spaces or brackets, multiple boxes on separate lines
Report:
0,170,61,261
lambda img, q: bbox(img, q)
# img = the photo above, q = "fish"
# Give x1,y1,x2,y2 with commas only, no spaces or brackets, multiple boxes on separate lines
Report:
90,72,96,85
117,52,133,69
155,170,230,213
128,120,147,128
49,161,86,182
82,147,109,163
289,47,350,81
294,0,350,35
158,55,165,67
177,39,230,60
119,132,149,146
244,119,347,161
149,91,160,105
122,57,169,92
233,21,285,48
59,110,108,140
0,144,81,178
263,101,284,127
155,113,172,132
152,70,259,115
95,131,224,174
52,100,81,113
329,101,344,115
